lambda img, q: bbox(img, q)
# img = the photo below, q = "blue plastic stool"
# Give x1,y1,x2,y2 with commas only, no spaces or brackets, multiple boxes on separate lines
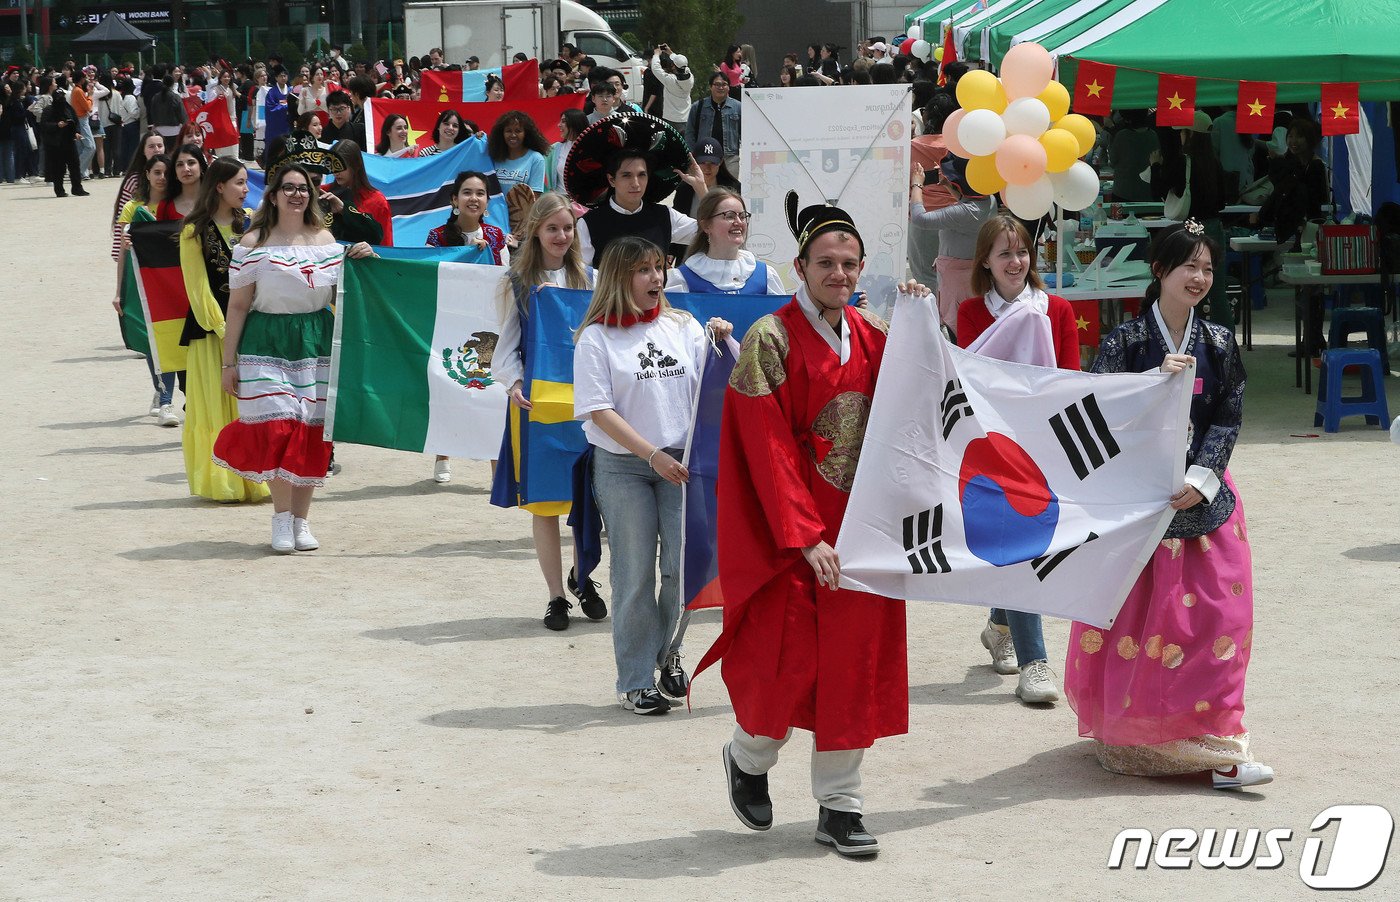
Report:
1328,305,1389,371
1314,348,1391,432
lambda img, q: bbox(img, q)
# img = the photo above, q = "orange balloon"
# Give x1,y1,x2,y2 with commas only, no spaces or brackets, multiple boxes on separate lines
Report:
942,108,969,157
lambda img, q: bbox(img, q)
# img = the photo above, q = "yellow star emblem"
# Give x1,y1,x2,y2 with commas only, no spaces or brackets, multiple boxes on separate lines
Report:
1167,92,1185,110
1331,101,1350,119
406,119,429,145
1076,315,1091,332
1246,99,1266,117
1086,80,1104,98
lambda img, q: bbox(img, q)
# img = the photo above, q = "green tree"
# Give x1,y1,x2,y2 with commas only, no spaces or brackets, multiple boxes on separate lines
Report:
276,39,303,70
638,0,742,97
249,40,269,65
345,42,369,67
184,38,211,68
218,41,243,65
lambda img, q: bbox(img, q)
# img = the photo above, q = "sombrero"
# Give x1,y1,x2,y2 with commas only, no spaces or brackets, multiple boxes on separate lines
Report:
563,111,693,207
267,129,345,177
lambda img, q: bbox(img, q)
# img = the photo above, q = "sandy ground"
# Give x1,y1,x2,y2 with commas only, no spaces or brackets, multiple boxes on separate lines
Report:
1,175,1397,901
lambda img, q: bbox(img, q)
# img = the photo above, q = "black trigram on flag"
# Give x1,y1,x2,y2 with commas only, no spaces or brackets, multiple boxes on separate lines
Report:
1030,532,1099,581
940,379,974,440
903,506,952,575
1049,393,1121,479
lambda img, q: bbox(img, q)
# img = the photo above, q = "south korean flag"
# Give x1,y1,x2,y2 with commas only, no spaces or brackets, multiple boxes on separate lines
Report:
835,294,1192,628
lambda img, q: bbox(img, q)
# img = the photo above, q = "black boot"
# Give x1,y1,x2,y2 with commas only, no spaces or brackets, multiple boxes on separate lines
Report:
815,806,879,857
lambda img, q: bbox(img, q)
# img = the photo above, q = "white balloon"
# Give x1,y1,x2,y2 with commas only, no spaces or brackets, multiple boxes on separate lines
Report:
1002,176,1055,220
1001,97,1050,138
1049,161,1101,210
907,24,923,41
958,109,1007,158
911,39,933,62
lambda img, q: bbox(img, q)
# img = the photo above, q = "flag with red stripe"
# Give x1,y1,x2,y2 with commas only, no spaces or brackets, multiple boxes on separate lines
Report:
420,59,541,104
127,220,190,374
365,93,585,152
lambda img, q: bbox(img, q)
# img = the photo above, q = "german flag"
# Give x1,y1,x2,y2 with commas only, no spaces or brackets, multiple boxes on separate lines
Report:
125,220,189,374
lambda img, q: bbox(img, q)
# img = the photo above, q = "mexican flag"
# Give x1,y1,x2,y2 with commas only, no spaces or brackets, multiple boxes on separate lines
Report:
124,219,190,374
327,253,508,460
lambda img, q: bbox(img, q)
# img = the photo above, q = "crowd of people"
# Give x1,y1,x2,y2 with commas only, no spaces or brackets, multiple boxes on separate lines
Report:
78,31,1274,860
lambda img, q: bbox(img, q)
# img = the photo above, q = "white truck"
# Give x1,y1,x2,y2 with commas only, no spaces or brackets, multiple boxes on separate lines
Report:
404,0,647,102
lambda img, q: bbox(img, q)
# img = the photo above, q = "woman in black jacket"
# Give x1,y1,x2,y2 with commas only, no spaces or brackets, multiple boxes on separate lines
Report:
39,75,86,197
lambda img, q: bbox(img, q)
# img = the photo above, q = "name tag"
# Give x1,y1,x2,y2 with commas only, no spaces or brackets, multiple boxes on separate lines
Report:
1193,378,1204,396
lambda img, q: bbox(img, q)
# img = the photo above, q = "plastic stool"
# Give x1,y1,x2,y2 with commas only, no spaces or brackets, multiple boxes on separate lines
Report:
1314,348,1391,433
1328,305,1389,371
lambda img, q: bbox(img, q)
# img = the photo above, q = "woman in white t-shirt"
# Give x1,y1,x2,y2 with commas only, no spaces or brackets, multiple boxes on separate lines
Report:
572,236,733,715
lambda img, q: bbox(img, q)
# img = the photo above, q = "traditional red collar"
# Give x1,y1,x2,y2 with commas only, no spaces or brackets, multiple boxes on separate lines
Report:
603,304,662,327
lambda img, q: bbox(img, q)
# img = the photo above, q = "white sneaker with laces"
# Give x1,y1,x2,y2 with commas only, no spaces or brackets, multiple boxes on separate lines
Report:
433,459,451,483
156,404,180,427
150,391,162,416
1212,762,1274,790
980,619,1018,674
270,511,296,554
1015,660,1061,704
293,517,319,551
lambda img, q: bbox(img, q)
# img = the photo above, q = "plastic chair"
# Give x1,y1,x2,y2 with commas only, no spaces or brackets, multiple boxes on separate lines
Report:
1328,305,1389,372
1314,348,1390,433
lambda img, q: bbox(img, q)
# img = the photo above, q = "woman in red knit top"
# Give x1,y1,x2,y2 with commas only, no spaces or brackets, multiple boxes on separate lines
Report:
955,214,1081,707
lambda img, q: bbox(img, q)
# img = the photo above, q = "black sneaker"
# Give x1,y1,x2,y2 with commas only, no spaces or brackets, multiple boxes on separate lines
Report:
815,806,880,857
543,596,571,631
657,650,689,700
722,741,772,830
619,687,670,715
568,567,608,620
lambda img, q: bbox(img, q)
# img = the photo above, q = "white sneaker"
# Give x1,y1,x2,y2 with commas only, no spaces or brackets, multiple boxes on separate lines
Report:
156,404,180,427
293,517,319,551
1212,762,1274,790
1015,660,1061,704
980,619,1018,674
270,511,296,554
433,459,451,483
150,391,162,416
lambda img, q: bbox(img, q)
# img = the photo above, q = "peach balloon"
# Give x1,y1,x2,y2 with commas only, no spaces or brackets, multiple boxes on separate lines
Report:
1000,42,1054,100
995,133,1048,186
942,108,970,157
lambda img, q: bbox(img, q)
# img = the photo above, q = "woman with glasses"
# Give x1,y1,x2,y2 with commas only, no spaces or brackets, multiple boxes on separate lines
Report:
666,188,785,295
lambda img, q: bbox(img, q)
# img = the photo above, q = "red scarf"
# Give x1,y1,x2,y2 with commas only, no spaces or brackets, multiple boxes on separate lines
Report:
602,304,662,328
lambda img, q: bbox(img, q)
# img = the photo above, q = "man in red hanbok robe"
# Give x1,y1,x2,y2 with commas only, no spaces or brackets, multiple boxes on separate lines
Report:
693,197,926,858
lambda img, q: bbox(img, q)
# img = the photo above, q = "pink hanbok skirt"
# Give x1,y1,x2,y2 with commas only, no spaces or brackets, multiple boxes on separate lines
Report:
1065,473,1254,764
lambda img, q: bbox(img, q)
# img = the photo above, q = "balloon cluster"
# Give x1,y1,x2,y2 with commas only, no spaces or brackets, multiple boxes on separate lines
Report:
899,24,934,62
941,43,1099,219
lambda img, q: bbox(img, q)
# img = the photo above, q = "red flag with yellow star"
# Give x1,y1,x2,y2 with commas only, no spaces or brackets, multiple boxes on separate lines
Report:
1069,300,1100,351
1072,60,1115,117
1156,74,1196,127
1320,83,1360,136
1234,81,1276,135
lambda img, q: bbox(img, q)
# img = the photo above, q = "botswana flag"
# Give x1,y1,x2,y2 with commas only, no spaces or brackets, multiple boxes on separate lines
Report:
359,140,509,247
124,220,190,374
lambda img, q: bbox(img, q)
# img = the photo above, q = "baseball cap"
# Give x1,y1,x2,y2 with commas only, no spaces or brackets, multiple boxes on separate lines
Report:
670,53,688,69
870,42,888,53
1174,110,1212,134
692,138,722,164
468,55,480,63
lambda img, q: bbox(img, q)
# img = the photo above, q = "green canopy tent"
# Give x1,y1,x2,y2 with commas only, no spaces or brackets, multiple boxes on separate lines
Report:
952,0,1077,64
1031,0,1400,106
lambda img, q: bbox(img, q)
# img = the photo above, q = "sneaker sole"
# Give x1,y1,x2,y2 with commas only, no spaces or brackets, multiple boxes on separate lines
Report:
1015,688,1060,704
621,699,669,715
271,545,296,555
722,744,771,831
814,831,880,857
657,681,689,702
1213,774,1274,791
294,543,319,551
542,619,569,632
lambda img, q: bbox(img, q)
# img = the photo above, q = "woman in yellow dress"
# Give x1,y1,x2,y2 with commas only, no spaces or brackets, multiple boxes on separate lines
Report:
178,156,270,502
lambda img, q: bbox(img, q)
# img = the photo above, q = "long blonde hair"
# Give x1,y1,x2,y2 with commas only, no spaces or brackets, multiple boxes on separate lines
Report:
573,237,676,342
500,192,589,318
684,186,747,260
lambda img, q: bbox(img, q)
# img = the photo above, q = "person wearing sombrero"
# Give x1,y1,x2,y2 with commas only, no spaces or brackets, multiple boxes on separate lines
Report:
211,136,375,550
692,196,929,858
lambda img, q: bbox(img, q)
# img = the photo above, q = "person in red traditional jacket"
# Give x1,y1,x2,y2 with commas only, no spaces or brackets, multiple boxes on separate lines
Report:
693,196,928,859
955,214,1081,707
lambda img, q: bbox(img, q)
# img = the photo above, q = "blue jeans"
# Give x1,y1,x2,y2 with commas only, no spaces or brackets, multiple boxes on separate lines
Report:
76,116,96,175
592,446,683,694
989,608,1047,665
143,352,177,406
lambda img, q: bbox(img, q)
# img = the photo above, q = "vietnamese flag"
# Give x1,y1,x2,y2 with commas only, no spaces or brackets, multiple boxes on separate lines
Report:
1235,81,1276,134
1069,300,1100,351
1321,82,1360,136
1156,74,1196,127
365,93,585,152
1072,60,1116,117
420,58,541,104
191,97,240,148
125,220,191,375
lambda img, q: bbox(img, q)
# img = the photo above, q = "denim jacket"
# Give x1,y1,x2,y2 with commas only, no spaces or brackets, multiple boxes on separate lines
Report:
685,97,741,159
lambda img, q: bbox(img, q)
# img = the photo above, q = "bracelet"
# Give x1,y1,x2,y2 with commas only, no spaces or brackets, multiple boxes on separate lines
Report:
646,447,661,466
221,364,237,369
